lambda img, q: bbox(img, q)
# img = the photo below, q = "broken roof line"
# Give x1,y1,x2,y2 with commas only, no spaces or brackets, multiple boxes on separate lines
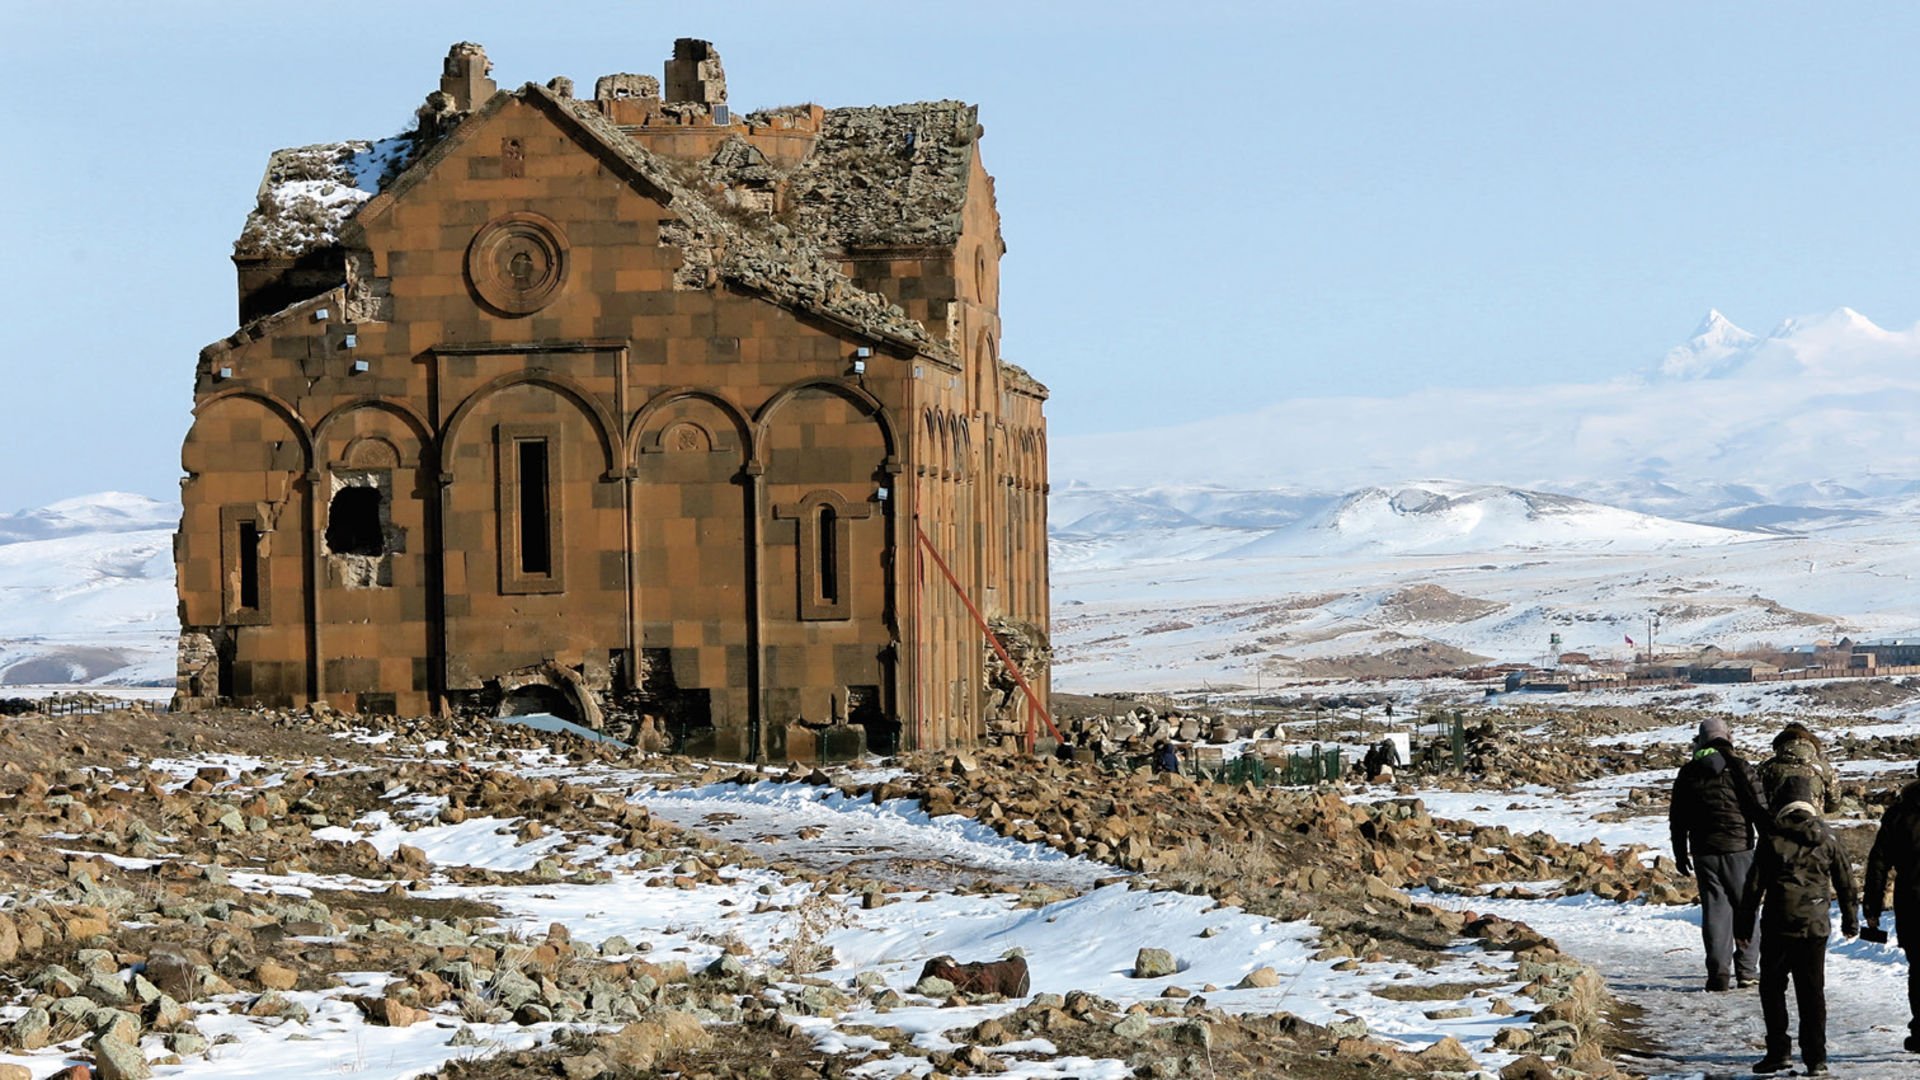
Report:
249,83,958,363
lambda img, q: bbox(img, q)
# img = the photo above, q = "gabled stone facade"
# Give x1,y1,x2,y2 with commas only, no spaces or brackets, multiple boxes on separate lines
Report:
175,40,1050,760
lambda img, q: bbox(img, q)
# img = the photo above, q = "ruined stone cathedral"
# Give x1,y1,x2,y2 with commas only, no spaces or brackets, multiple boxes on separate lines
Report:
175,40,1050,760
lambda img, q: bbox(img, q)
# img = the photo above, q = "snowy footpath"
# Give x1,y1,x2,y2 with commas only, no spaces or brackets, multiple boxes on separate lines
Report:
1428,892,1918,1079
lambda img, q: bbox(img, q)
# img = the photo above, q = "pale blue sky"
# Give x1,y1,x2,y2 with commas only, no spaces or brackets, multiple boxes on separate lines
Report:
6,1,1920,508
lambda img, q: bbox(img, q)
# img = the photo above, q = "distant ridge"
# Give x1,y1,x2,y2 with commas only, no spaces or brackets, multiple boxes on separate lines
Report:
0,492,175,545
1052,306,1920,504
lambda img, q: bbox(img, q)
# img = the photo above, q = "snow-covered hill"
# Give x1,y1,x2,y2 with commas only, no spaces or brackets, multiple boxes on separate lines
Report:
1045,308,1920,691
1223,482,1754,557
0,493,176,687
1053,307,1920,505
0,491,175,544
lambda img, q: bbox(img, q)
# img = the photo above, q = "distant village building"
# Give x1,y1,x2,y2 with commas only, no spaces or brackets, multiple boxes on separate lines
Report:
174,41,1051,760
1851,639,1920,669
1690,659,1780,684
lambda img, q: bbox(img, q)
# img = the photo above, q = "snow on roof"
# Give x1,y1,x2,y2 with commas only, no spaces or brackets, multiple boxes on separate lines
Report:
240,85,962,362
233,136,415,259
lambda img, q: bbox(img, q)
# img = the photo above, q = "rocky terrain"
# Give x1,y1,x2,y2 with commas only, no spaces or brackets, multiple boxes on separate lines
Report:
3,680,1918,1078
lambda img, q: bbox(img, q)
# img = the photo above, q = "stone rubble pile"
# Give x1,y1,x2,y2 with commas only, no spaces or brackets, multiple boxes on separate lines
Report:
840,749,1663,1074
0,703,1687,1077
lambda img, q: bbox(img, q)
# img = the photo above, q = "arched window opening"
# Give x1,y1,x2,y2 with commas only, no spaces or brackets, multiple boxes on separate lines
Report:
775,490,867,622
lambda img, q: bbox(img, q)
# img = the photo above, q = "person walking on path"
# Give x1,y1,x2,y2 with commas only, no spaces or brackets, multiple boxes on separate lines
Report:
1669,716,1770,991
1737,775,1860,1076
1864,763,1920,1053
1760,722,1842,815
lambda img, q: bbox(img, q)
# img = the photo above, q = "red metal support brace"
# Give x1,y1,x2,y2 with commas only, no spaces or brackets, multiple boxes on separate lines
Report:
914,523,1061,747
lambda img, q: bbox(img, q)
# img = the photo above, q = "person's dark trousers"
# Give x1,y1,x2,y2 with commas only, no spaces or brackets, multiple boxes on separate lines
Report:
1759,935,1828,1066
1696,850,1760,981
1906,944,1920,1038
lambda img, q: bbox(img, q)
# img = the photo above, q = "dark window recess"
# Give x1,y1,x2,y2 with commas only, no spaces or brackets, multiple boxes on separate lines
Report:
518,440,551,576
216,634,237,698
238,522,261,610
355,692,397,717
326,487,385,556
816,505,839,604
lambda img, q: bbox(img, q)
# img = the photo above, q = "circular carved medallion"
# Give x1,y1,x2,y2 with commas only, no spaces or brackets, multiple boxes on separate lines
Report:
467,212,569,315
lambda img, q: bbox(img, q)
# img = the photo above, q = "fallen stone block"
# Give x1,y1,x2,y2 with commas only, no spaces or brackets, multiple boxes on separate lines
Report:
917,955,1030,998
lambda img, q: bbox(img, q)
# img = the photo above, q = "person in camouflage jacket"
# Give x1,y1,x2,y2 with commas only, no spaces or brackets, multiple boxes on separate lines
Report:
1760,723,1841,816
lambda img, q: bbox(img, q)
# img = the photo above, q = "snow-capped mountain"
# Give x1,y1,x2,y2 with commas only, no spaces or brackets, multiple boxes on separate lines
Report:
1222,482,1755,557
1657,309,1757,379
1053,306,1920,505
1043,308,1920,691
0,491,175,544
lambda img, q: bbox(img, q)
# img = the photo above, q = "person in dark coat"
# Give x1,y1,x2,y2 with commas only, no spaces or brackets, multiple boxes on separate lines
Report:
1152,740,1180,775
1669,715,1770,990
1864,763,1920,1053
1737,775,1859,1076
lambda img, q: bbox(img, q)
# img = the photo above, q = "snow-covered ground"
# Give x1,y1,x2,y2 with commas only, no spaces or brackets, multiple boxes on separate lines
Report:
637,779,1114,891
1424,891,1920,1079
1052,504,1920,693
0,492,175,688
0,732,1579,1080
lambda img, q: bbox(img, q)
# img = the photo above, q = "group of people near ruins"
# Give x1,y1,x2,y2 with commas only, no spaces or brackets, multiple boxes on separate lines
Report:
1669,716,1920,1074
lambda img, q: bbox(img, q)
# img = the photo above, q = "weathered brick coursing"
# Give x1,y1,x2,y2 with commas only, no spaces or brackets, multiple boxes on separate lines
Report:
176,40,1050,761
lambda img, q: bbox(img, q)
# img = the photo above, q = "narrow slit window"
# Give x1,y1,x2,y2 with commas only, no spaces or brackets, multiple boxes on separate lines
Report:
518,439,551,576
816,505,838,605
238,522,261,610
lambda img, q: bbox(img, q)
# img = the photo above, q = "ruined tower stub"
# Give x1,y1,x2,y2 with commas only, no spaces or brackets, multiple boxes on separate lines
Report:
664,38,726,105
440,42,497,111
594,73,660,102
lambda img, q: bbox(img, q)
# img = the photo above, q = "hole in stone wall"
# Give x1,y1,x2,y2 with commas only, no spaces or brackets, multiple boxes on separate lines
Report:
499,683,581,723
636,647,713,754
325,469,403,589
326,487,386,556
849,684,897,754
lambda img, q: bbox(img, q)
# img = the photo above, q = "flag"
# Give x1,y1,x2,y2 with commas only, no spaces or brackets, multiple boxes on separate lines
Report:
1624,635,1635,646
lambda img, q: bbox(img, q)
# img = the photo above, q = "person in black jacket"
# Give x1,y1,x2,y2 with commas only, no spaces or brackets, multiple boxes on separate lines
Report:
1737,776,1860,1076
1669,716,1771,990
1152,740,1180,775
1864,764,1920,1053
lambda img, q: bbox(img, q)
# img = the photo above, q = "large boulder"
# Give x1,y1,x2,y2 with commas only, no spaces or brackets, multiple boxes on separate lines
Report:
600,1011,710,1071
916,955,1030,998
1132,948,1178,979
89,1034,152,1080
